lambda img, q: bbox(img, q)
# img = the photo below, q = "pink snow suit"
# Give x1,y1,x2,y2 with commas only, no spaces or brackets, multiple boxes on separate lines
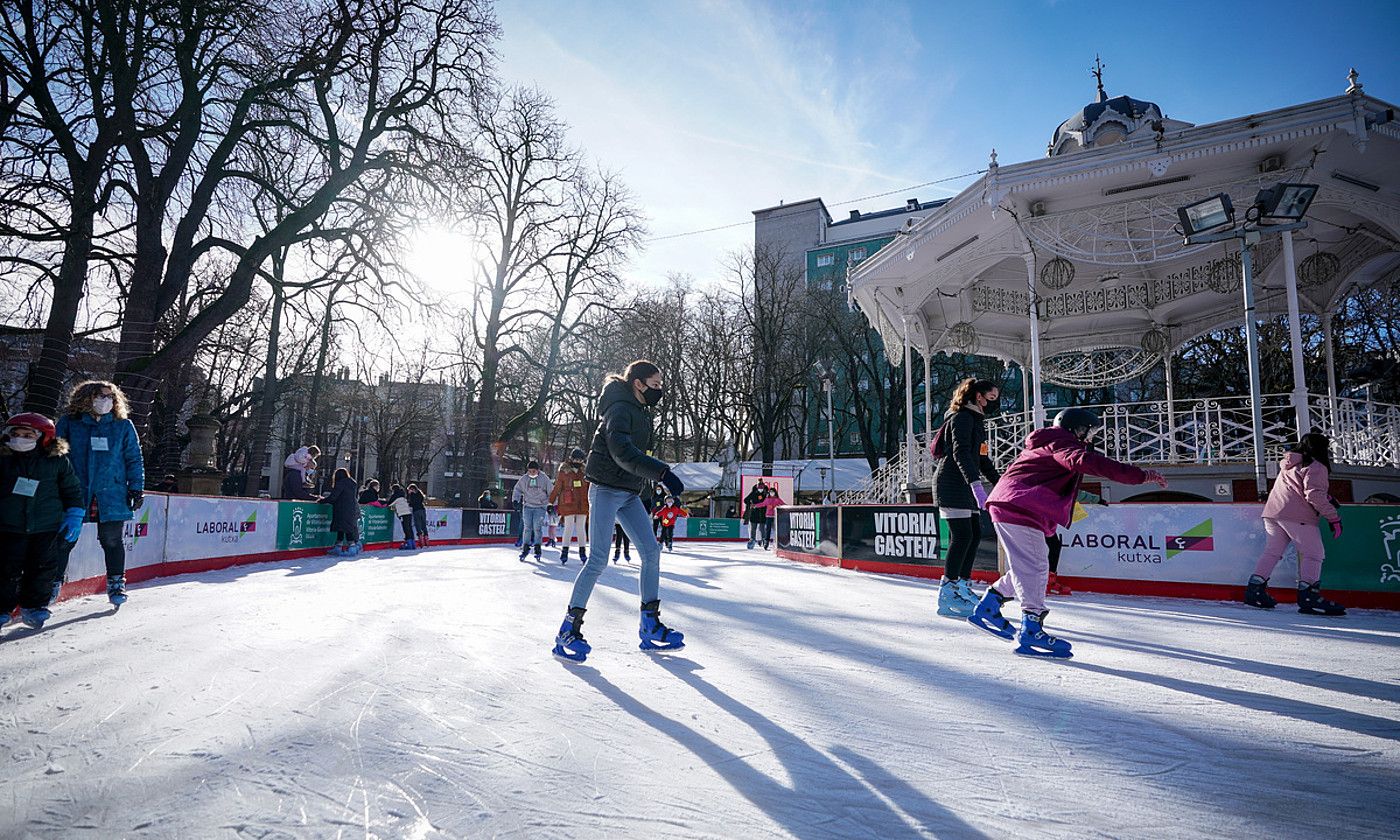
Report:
755,494,784,518
1253,452,1339,585
986,427,1151,613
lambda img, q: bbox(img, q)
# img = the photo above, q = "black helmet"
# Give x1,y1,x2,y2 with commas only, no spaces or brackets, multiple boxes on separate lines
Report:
1053,408,1100,435
570,447,586,461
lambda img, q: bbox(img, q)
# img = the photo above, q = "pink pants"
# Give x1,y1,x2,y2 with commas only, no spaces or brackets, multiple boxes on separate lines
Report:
990,521,1049,614
1252,517,1325,584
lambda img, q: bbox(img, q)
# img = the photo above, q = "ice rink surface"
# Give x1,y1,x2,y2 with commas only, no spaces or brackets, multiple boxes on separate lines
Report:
2,541,1398,839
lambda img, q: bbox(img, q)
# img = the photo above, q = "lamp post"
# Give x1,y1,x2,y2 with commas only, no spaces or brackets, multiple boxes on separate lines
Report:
816,363,837,501
1178,183,1318,497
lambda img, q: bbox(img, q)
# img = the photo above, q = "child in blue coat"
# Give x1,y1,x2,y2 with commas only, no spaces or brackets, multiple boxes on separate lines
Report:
56,381,146,606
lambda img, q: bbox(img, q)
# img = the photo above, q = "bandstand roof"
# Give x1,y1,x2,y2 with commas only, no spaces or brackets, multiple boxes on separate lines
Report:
850,86,1400,381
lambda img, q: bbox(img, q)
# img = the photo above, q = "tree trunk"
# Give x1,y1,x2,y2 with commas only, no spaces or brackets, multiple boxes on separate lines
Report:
24,199,96,417
242,290,284,496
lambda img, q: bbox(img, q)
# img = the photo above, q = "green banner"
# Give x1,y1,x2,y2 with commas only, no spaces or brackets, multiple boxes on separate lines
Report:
686,518,742,539
277,502,398,549
1321,505,1400,592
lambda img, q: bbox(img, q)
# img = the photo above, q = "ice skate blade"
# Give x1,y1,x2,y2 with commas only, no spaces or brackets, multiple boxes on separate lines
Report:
639,639,686,652
1014,644,1073,659
967,615,1016,640
552,646,588,664
937,605,975,619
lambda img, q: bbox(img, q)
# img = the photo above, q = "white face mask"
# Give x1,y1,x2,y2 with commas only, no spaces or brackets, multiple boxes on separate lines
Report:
93,396,114,415
7,436,38,452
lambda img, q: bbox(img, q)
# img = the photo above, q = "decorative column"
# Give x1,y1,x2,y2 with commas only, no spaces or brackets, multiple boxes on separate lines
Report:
1024,255,1047,427
1323,312,1339,415
902,311,916,502
1281,230,1312,433
923,350,933,439
1163,348,1177,462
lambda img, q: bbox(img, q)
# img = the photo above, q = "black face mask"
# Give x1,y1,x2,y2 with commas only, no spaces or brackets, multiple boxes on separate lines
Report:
984,398,1000,415
642,385,664,406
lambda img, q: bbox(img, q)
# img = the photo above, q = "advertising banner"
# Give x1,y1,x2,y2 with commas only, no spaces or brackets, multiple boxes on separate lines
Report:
425,507,463,542
360,505,396,543
1318,505,1400,592
63,493,171,582
277,500,333,550
1057,504,1272,585
681,518,743,539
462,508,518,540
775,506,841,558
840,505,946,565
164,495,278,561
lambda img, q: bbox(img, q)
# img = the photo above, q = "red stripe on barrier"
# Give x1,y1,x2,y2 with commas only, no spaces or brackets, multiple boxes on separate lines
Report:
774,548,841,567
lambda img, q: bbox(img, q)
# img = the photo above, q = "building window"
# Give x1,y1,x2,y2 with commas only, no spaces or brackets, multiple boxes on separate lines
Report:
848,247,867,263
816,253,835,267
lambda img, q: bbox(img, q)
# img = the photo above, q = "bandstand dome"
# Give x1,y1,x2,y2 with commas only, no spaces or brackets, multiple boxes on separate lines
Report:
1050,92,1187,157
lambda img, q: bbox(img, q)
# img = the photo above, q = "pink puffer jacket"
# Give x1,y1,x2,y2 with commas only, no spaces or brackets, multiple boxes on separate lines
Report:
987,427,1150,536
1262,452,1339,525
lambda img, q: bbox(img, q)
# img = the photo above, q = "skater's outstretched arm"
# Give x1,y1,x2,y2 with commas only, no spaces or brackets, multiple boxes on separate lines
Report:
1048,438,1153,485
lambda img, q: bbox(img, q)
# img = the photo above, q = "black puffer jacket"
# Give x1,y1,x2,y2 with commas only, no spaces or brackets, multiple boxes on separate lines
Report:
585,378,669,494
320,477,360,534
931,408,1000,510
0,438,83,534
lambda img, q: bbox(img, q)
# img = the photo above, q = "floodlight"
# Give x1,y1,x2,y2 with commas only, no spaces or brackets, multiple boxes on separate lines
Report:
1177,193,1235,237
1254,183,1319,223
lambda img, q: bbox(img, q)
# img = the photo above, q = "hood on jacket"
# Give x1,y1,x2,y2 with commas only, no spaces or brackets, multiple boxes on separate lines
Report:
597,378,640,417
1279,451,1306,470
1023,426,1082,450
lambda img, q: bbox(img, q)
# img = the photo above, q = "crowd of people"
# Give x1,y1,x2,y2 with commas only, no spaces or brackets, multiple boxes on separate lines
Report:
3,366,1359,660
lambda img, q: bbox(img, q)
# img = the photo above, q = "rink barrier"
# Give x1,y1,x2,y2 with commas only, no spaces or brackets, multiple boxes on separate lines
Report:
773,503,1400,611
49,495,745,604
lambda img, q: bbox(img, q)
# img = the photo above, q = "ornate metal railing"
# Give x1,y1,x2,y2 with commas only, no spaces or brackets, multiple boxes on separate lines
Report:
835,393,1400,504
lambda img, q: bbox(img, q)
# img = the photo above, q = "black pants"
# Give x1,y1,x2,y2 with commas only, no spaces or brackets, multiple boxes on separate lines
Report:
1,531,66,612
400,515,414,541
1046,533,1062,574
613,523,630,555
660,524,675,549
944,515,982,581
96,520,126,578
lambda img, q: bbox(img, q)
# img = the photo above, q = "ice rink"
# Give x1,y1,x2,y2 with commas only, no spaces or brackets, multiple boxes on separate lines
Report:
2,541,1398,839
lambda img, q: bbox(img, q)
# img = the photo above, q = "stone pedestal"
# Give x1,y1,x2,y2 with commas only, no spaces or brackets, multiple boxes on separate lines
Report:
179,412,226,496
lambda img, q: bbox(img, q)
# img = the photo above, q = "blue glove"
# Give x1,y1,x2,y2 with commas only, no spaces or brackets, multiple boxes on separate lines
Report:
660,470,684,498
61,508,84,543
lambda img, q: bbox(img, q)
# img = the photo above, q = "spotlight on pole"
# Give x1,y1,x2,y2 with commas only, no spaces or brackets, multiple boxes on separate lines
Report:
1176,193,1235,237
1253,183,1319,224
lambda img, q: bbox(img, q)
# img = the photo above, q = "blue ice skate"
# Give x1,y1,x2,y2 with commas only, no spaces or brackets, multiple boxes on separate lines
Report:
639,600,685,651
399,538,416,551
326,544,346,557
1014,610,1073,659
106,575,128,608
346,542,363,556
19,607,50,629
937,579,975,618
552,607,591,663
967,587,1016,639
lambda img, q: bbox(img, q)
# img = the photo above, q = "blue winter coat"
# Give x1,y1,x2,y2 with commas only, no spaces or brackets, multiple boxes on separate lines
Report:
55,413,145,522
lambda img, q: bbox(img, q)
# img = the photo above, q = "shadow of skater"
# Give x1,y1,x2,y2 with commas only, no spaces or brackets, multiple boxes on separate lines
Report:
565,661,941,839
829,746,992,840
1071,661,1400,742
2,606,114,639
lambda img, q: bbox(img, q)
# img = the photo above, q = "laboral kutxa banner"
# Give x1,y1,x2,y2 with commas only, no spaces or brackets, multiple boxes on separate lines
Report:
62,493,170,581
839,505,947,565
1057,503,1271,585
425,507,462,541
164,495,277,561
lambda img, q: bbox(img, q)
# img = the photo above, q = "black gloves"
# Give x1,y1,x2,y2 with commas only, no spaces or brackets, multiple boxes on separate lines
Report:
660,470,684,498
128,490,145,511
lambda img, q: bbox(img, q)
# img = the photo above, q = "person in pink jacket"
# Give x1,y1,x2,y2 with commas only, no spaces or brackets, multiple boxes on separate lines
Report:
754,489,785,550
967,408,1166,658
1245,432,1346,615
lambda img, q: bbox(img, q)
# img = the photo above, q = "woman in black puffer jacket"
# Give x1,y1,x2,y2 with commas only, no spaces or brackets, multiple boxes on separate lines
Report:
931,378,1001,618
552,360,687,663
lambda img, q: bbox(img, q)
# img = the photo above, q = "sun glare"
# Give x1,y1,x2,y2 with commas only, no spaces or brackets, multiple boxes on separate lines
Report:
407,225,480,295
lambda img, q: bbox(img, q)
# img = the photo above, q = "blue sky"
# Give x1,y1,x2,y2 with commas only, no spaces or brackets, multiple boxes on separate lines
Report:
494,0,1400,287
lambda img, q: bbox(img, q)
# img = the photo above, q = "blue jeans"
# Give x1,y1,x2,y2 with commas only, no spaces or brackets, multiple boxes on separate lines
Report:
568,485,661,609
522,506,547,546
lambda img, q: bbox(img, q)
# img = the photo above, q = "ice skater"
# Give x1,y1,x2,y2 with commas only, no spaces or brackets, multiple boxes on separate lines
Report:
967,409,1166,658
318,467,361,556
930,378,1001,617
553,360,686,663
1244,432,1347,615
549,448,590,564
513,460,552,561
654,496,688,551
0,413,83,631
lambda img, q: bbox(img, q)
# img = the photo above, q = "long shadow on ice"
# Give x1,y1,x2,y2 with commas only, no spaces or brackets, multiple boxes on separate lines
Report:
567,659,959,840
1069,630,1400,704
828,745,992,840
1069,661,1400,742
